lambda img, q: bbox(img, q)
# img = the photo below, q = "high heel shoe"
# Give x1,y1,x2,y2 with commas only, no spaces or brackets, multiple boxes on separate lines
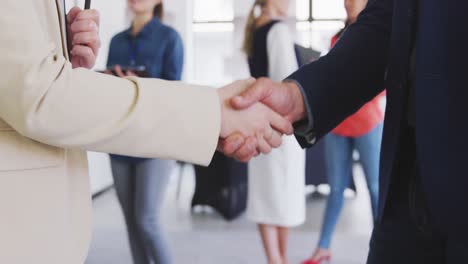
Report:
301,255,331,264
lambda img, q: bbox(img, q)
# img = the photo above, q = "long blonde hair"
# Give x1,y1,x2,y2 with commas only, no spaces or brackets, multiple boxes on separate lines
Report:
243,0,268,57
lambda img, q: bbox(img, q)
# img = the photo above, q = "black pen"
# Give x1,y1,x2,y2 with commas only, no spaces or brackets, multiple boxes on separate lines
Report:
85,0,91,9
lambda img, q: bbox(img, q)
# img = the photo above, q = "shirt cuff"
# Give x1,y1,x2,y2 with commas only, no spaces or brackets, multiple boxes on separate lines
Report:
284,79,317,145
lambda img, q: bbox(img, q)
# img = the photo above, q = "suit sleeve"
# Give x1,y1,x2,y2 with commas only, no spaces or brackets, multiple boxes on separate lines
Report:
0,0,221,166
288,0,394,148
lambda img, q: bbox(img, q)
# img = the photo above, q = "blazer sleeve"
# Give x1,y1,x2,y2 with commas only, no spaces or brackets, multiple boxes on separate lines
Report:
0,0,220,166
288,0,394,148
266,23,299,82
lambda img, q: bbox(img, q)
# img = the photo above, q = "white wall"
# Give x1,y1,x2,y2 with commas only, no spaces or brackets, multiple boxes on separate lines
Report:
164,0,195,81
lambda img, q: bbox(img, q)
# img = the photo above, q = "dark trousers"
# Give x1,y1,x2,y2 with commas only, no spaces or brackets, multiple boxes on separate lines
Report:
366,125,468,264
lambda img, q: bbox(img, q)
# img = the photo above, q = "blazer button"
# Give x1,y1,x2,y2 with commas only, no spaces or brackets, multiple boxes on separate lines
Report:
53,54,58,62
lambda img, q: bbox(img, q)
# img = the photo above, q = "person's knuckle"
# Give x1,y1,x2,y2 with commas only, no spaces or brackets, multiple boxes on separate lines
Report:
256,125,265,135
224,143,235,155
276,136,283,147
93,10,101,20
262,77,272,84
238,153,248,162
235,80,244,86
91,33,98,43
241,148,252,159
80,33,89,43
76,12,85,21
223,146,231,155
84,47,93,56
76,36,86,44
227,148,237,156
240,145,251,156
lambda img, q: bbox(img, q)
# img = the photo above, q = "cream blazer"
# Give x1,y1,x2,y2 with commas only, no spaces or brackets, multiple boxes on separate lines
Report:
0,1,221,263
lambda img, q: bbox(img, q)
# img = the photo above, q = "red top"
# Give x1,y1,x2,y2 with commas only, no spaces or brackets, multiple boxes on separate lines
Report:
330,33,386,137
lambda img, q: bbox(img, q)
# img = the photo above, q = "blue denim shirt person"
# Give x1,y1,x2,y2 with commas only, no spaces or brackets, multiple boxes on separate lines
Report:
107,16,184,161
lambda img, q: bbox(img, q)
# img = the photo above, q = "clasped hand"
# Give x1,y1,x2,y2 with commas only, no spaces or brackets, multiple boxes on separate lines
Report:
67,7,101,69
218,78,306,162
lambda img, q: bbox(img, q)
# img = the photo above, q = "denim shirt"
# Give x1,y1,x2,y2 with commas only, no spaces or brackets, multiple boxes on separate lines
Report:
107,17,184,162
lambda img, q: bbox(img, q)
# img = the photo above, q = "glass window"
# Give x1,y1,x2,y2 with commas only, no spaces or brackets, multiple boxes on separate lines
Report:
193,0,234,22
296,21,345,52
296,0,346,21
192,0,236,85
296,0,346,51
296,0,310,21
312,0,346,20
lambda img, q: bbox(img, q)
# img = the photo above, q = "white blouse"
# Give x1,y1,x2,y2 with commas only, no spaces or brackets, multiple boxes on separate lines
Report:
247,22,306,227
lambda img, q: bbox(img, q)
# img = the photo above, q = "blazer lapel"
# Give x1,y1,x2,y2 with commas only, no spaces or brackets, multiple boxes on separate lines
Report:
55,0,70,60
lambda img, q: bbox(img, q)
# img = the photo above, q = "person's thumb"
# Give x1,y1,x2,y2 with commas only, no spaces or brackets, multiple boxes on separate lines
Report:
67,6,82,25
231,78,271,110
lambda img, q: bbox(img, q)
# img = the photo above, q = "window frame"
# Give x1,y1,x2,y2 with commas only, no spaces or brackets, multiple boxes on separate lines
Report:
297,0,346,23
295,0,347,51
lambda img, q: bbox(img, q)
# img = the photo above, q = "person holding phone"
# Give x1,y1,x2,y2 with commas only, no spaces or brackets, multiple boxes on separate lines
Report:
106,1,183,263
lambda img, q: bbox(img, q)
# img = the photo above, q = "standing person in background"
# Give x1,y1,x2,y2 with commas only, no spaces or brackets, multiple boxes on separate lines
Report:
106,1,182,263
243,1,306,263
300,0,384,263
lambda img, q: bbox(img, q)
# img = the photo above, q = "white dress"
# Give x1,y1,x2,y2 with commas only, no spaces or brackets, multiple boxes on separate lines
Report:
246,22,306,227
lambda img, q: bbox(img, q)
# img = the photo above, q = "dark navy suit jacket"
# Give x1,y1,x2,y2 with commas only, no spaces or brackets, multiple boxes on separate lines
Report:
289,0,467,237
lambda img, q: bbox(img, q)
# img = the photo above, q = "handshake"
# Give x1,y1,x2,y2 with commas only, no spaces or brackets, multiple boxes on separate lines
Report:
64,7,307,163
217,78,307,162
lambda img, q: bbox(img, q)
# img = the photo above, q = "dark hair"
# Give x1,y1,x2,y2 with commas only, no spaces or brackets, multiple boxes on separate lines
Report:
153,3,164,20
